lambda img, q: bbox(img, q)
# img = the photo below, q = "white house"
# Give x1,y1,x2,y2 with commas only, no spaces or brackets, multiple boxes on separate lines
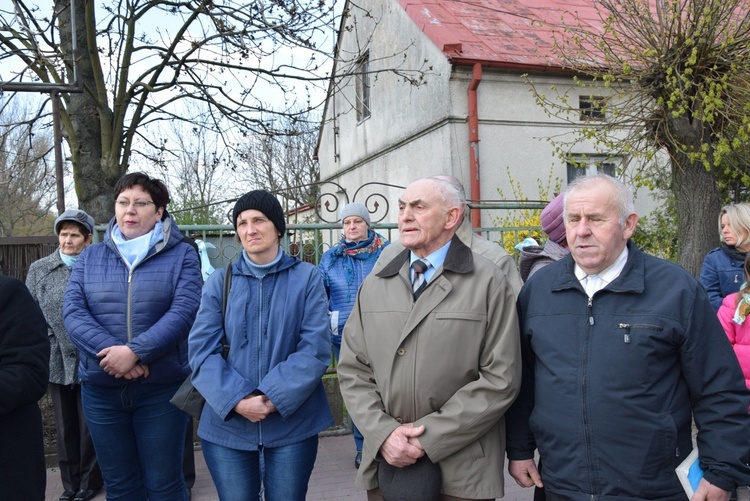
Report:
315,0,662,227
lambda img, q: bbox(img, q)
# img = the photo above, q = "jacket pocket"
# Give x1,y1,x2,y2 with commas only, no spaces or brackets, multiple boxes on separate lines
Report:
435,311,485,322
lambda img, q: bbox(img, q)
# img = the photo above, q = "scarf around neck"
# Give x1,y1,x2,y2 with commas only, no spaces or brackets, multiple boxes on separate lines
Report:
111,220,164,269
722,243,747,262
59,248,79,268
325,230,387,302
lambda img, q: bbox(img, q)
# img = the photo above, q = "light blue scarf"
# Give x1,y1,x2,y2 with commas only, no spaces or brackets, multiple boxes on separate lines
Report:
111,220,165,269
59,249,79,268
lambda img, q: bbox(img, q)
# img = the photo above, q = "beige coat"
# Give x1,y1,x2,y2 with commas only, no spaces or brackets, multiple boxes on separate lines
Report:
338,235,521,499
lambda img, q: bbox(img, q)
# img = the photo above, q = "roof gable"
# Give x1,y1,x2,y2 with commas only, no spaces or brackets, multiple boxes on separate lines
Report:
398,0,604,69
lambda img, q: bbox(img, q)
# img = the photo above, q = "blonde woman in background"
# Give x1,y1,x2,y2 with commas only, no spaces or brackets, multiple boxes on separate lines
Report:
700,203,750,312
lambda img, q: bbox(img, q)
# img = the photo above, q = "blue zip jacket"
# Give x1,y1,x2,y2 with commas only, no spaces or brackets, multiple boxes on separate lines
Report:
317,231,388,340
188,253,334,450
63,216,202,386
699,245,746,312
507,241,750,499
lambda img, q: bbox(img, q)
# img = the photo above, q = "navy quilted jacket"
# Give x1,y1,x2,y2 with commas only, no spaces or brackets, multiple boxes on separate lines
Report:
63,216,202,386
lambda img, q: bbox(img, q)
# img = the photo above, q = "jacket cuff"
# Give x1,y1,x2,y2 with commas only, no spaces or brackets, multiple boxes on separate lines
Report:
506,449,536,461
702,470,735,493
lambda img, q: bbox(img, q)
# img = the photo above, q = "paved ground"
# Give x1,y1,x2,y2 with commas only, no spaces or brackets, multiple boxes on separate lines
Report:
45,433,535,500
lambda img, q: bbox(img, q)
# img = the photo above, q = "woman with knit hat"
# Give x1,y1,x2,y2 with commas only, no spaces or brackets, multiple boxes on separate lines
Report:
188,190,333,500
317,202,389,468
519,193,569,282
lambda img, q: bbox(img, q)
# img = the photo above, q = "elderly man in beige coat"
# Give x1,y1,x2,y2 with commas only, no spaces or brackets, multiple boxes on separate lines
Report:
338,176,522,501
371,175,523,297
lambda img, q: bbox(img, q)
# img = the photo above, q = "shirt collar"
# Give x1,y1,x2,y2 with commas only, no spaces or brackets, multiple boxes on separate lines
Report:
410,240,452,283
575,245,629,288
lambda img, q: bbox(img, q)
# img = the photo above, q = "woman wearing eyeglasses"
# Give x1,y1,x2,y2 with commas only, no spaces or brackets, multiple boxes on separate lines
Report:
64,172,202,500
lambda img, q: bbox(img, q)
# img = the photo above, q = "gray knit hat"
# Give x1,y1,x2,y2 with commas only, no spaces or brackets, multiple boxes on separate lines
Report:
54,209,95,236
232,190,286,236
339,202,371,227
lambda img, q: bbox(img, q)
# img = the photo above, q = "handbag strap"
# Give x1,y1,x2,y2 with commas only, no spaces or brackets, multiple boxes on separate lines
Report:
220,262,232,358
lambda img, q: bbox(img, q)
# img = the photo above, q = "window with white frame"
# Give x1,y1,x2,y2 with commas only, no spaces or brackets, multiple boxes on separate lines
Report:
355,52,371,122
566,155,620,183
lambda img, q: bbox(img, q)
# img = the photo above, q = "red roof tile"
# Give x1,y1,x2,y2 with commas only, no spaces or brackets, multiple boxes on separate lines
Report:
398,0,604,70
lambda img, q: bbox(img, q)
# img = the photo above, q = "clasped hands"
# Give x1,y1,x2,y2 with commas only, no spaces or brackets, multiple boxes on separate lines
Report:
379,423,426,467
234,394,277,423
98,345,148,379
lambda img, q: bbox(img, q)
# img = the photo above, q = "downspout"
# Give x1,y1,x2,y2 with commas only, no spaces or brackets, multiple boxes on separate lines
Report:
467,63,483,230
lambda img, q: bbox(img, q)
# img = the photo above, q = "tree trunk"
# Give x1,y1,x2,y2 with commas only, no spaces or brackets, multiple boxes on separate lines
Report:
57,0,117,224
671,154,722,278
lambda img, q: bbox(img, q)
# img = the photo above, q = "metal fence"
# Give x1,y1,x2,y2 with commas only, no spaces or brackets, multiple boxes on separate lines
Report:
2,201,546,281
116,220,542,272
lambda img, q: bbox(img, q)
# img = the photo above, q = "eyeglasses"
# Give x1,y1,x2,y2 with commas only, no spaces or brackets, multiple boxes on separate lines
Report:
116,200,155,209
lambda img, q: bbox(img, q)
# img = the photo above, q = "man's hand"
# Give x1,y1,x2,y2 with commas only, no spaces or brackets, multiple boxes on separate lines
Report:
379,424,426,467
509,459,544,489
122,364,149,380
98,345,139,377
234,394,277,423
691,478,731,501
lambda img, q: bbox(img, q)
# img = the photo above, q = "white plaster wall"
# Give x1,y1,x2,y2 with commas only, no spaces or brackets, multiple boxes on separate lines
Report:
317,0,455,178
318,0,665,227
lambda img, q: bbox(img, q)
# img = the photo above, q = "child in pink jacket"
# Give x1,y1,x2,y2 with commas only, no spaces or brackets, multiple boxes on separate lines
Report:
717,253,750,389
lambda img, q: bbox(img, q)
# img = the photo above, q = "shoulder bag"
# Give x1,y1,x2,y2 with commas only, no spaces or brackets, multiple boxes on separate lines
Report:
170,262,232,419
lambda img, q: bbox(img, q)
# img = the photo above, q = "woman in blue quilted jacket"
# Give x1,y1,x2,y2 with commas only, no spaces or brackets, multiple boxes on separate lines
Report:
317,202,388,468
63,172,202,501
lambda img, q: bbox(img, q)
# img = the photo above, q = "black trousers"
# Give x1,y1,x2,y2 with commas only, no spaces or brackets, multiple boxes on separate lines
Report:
49,383,103,492
183,417,195,488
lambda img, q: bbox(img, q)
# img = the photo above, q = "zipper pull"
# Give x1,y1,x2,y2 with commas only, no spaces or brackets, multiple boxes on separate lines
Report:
619,323,631,343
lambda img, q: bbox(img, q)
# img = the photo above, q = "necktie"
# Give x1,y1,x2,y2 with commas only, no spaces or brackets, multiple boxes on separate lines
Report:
411,259,430,299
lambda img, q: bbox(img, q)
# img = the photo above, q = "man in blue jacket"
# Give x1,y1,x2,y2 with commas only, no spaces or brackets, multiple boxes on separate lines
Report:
506,174,750,501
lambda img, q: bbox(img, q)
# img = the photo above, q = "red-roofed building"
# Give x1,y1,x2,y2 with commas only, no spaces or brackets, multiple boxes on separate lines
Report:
316,0,662,225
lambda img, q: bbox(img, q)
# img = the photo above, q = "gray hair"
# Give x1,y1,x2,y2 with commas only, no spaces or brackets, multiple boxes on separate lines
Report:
564,174,635,228
427,175,466,215
720,203,750,249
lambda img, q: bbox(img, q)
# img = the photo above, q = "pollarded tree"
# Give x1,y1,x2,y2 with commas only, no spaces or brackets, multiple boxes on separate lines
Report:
526,0,750,276
0,0,426,222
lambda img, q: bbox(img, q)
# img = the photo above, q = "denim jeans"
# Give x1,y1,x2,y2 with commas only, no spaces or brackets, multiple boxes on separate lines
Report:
81,381,188,501
202,435,319,501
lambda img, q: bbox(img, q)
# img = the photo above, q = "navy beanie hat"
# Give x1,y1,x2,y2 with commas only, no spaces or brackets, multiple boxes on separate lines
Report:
232,190,286,236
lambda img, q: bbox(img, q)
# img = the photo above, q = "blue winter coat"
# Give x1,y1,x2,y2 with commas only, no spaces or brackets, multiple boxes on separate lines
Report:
63,216,202,386
700,245,746,312
317,231,388,342
188,253,334,450
507,241,750,499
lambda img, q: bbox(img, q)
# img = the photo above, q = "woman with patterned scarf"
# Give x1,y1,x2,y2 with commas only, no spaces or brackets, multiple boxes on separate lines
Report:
318,202,388,468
